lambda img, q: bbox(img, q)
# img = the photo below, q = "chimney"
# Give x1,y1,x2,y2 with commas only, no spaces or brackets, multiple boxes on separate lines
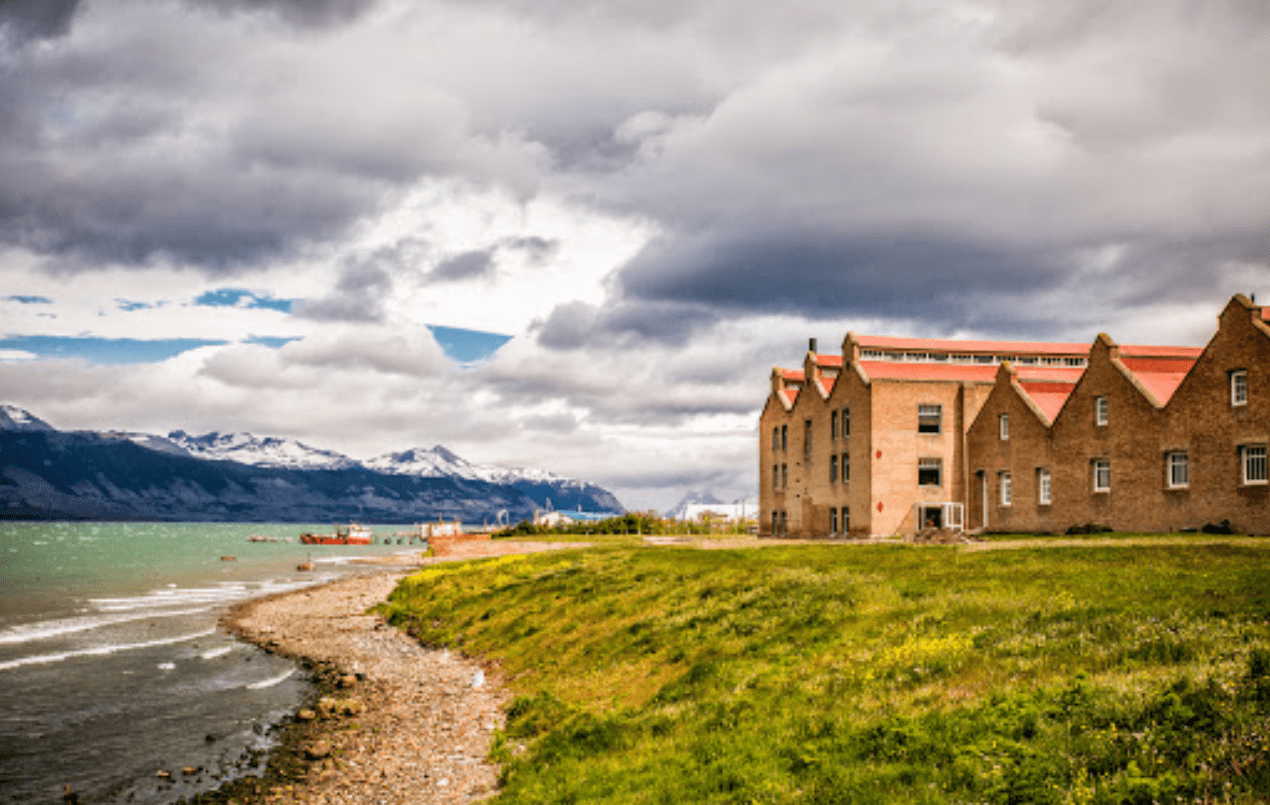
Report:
809,337,818,353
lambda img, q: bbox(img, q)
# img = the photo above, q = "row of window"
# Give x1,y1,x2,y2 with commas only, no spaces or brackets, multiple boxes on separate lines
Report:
859,349,1086,367
992,446,1268,506
771,510,787,535
772,463,788,490
1058,369,1247,436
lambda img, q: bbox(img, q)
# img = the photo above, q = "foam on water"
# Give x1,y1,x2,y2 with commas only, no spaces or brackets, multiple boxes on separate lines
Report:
247,669,296,689
0,628,218,671
0,606,213,645
200,645,236,660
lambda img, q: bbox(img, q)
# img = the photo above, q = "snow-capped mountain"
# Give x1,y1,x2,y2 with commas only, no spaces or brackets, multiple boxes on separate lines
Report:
364,445,624,513
362,445,486,480
664,490,724,520
0,404,54,432
0,404,624,518
166,430,362,471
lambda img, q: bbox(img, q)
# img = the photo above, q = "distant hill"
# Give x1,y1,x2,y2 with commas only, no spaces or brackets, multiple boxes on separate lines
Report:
0,406,623,522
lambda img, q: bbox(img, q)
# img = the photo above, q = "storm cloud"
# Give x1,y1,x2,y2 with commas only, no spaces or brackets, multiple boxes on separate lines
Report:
2,0,1268,510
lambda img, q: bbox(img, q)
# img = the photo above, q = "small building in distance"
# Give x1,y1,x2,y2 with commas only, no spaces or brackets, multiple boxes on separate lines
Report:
759,294,1268,538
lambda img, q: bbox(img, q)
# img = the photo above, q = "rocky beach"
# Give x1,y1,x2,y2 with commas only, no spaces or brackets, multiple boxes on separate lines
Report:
218,540,586,804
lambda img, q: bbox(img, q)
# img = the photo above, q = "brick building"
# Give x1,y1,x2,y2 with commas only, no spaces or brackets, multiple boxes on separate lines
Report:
759,294,1269,537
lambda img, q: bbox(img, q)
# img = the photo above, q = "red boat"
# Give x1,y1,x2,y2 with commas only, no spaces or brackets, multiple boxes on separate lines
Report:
299,524,373,545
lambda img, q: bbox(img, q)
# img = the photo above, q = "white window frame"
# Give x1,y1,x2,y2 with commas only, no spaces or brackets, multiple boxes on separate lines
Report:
1000,414,1009,441
918,457,943,487
1243,445,1267,486
918,404,942,434
1093,459,1111,493
999,472,1012,507
1167,452,1189,489
1037,468,1051,505
1094,396,1108,427
1231,370,1248,407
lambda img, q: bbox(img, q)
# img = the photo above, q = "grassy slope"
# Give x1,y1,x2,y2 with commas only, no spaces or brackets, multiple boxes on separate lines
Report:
379,540,1270,804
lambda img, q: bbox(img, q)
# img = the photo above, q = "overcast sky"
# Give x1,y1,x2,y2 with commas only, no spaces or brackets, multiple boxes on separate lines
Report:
1,0,1267,511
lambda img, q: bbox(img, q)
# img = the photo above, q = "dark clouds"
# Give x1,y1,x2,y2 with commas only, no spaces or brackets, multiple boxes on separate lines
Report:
294,263,394,323
0,0,82,41
428,250,496,283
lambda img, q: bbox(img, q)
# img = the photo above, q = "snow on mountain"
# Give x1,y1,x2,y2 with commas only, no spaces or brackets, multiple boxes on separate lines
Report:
166,430,362,471
664,490,724,520
0,405,54,432
365,445,624,513
362,445,485,480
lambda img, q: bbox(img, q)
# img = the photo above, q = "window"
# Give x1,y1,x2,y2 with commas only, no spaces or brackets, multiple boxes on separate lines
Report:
1231,370,1248,407
779,510,787,535
829,454,838,483
842,408,850,437
831,410,839,439
918,404,942,434
1167,452,1189,489
781,425,787,451
841,452,850,482
773,465,780,490
1243,445,1268,485
772,427,779,453
1000,414,1010,441
842,506,850,534
804,419,813,459
1095,396,1108,426
1037,468,1051,505
918,457,942,487
829,507,838,535
781,463,788,489
771,510,778,533
1000,472,1012,506
1093,459,1111,492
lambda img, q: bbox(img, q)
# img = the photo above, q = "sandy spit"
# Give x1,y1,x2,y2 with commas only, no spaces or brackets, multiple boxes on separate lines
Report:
220,540,585,804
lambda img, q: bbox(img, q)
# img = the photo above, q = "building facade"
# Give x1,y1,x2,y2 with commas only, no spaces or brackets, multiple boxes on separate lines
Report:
760,295,1269,537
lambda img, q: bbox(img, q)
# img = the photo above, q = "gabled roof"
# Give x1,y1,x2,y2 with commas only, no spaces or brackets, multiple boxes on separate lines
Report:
1119,345,1204,359
779,388,799,407
780,369,805,382
814,353,843,367
1017,381,1077,423
818,377,836,396
1118,356,1197,406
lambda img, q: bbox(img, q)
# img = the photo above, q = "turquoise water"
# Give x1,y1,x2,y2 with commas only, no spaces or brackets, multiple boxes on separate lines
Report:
0,522,422,803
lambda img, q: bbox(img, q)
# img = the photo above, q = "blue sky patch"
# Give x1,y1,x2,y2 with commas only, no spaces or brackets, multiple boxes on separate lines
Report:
116,299,152,311
0,336,228,365
244,335,301,349
426,325,514,366
195,288,295,313
5,295,53,304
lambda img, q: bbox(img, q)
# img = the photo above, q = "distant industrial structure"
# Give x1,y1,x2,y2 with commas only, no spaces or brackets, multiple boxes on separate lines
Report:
759,295,1268,537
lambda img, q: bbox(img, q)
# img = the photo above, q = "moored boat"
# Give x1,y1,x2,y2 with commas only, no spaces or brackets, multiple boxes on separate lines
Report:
298,524,373,545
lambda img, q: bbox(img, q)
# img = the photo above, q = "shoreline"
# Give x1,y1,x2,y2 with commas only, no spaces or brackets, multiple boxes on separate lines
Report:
203,541,586,804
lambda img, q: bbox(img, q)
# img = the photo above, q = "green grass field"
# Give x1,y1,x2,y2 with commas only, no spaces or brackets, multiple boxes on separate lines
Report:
379,539,1270,804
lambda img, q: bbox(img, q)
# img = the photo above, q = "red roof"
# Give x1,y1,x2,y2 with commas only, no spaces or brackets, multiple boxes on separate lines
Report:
1262,307,1269,321
779,388,799,407
780,369,805,381
815,353,843,367
1119,345,1204,359
856,334,1089,356
1014,366,1086,383
859,361,1000,383
818,377,835,395
1120,356,1197,405
1018,381,1076,422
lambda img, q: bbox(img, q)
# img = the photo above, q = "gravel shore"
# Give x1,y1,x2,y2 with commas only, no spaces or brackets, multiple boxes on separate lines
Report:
220,541,584,804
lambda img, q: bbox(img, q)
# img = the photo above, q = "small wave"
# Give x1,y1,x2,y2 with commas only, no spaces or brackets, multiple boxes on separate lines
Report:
0,628,217,672
246,668,296,689
0,607,213,646
157,662,176,671
200,645,235,660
